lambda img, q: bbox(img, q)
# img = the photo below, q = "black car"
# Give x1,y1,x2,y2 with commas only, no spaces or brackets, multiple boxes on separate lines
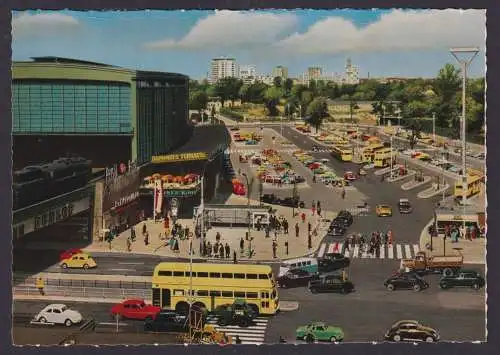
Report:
384,320,439,343
327,225,346,237
277,269,316,288
384,272,429,292
261,193,279,204
144,311,189,333
318,253,350,272
439,270,485,290
308,274,354,294
398,199,413,214
332,217,351,228
281,197,305,208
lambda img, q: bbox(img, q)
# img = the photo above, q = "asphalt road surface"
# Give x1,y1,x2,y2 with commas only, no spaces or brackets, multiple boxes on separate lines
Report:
266,259,486,343
275,125,441,244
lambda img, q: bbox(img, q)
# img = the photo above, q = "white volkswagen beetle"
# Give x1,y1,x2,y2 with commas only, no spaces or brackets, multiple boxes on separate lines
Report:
34,304,83,327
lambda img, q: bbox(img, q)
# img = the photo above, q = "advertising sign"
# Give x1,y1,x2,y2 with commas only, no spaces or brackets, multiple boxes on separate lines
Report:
151,152,208,164
103,161,141,212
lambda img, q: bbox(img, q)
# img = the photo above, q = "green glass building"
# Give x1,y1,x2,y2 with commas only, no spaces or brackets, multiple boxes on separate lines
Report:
12,57,190,168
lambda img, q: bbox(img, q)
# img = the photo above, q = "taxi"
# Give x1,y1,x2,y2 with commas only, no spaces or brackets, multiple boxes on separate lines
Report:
60,252,97,270
376,204,393,217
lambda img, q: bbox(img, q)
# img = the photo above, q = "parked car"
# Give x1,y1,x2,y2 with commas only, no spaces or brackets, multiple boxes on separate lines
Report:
384,272,429,292
398,198,413,214
384,320,439,342
277,269,316,288
59,248,83,261
318,253,350,272
144,311,189,333
327,225,347,237
60,252,97,270
261,193,279,204
295,322,344,343
110,299,161,320
34,304,83,327
333,214,353,227
308,274,354,294
439,270,485,290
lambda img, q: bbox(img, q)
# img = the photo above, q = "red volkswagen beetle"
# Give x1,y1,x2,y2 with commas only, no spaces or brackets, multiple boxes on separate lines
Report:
60,248,83,261
110,299,161,320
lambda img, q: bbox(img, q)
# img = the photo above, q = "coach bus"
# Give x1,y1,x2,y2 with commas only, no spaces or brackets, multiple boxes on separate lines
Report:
361,143,385,163
151,262,279,316
331,145,353,162
373,148,396,168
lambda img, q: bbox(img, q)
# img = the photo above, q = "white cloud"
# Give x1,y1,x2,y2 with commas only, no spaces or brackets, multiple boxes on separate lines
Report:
12,12,80,38
143,10,298,50
274,9,486,54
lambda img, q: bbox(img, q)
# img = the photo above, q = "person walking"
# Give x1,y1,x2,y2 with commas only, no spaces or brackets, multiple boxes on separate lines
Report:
272,240,277,258
126,237,132,252
219,244,224,259
36,277,45,296
341,188,346,200
308,222,312,235
225,243,230,259
233,250,237,264
295,223,300,238
308,233,312,249
284,240,289,255
130,226,136,242
240,237,245,254
283,219,289,234
144,231,149,246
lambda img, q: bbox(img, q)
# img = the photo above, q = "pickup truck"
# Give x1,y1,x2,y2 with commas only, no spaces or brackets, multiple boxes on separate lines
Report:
401,251,463,276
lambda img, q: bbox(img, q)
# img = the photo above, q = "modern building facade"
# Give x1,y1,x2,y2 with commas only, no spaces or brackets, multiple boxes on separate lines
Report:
209,57,238,83
345,58,360,85
12,57,191,169
238,65,256,84
272,65,288,80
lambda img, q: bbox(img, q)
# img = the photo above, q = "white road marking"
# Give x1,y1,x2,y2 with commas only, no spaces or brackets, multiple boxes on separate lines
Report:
99,322,129,326
413,244,420,255
118,262,144,265
396,245,403,259
404,245,412,259
110,268,136,272
352,244,359,258
317,243,327,258
380,245,385,259
388,245,394,259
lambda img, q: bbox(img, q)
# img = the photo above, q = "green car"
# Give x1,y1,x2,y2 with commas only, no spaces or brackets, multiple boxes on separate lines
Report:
295,322,344,343
439,270,485,290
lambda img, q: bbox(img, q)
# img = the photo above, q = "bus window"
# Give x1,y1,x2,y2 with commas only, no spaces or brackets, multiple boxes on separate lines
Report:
187,271,197,277
221,273,233,278
152,288,161,307
306,261,311,265
246,274,257,279
247,292,258,299
290,263,297,268
210,272,221,278
234,273,245,279
158,270,172,276
209,290,221,297
261,292,270,299
234,291,246,298
221,291,233,297
173,271,184,277
258,274,267,279
197,290,208,296
272,290,277,299
268,273,273,279
198,272,208,278
173,289,184,296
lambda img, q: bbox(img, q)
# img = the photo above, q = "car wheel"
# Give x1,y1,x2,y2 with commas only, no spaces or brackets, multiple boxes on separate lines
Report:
439,282,448,289
305,334,314,343
386,284,395,291
413,284,421,292
83,264,89,270
64,319,73,327
144,324,153,332
310,288,318,294
392,334,401,342
330,336,337,343
239,318,250,328
39,317,47,323
443,268,453,277
425,336,434,343
472,283,480,290
61,263,68,269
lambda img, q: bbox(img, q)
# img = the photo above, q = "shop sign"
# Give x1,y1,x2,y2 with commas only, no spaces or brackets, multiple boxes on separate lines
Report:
112,191,140,210
151,152,208,164
166,189,199,197
106,160,138,185
13,197,90,239
103,163,141,212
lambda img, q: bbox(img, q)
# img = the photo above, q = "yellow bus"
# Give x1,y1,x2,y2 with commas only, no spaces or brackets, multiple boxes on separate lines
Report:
151,262,279,316
331,145,353,162
361,143,385,163
374,148,396,168
454,174,484,201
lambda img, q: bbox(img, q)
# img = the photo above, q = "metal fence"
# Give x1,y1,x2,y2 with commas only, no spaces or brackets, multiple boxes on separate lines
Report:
14,276,150,290
13,285,152,300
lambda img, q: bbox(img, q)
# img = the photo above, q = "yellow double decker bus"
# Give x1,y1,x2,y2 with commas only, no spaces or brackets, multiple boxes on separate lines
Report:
454,173,484,201
151,262,279,316
373,148,396,168
361,143,385,163
331,145,353,162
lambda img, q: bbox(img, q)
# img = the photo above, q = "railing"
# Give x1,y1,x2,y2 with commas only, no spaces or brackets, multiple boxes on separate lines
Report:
13,285,152,300
13,275,150,289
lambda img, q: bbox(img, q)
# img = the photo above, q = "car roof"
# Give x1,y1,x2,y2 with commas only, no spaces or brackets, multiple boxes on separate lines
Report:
399,198,409,203
47,304,67,308
309,322,327,326
392,320,418,327
123,299,145,303
377,204,391,208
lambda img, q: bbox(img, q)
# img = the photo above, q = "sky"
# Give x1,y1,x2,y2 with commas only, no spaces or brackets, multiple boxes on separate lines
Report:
11,9,486,80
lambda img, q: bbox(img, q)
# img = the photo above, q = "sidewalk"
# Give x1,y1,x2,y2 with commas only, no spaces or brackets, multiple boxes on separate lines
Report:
84,194,337,263
419,220,486,265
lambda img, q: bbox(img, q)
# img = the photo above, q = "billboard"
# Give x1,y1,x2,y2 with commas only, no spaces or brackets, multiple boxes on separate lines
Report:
103,161,141,212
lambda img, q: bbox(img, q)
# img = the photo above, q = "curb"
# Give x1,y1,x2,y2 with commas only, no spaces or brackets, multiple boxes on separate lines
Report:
417,184,450,199
387,170,416,183
401,176,432,191
279,301,299,312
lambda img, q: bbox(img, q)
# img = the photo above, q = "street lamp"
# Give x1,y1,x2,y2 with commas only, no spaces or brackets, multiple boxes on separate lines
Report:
432,112,436,145
450,47,479,229
390,134,394,175
242,173,252,251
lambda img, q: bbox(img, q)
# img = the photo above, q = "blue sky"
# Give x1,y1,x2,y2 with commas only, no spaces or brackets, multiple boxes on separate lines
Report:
12,9,486,80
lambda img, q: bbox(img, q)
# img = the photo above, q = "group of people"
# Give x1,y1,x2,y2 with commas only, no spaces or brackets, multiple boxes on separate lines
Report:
429,223,485,242
342,230,394,256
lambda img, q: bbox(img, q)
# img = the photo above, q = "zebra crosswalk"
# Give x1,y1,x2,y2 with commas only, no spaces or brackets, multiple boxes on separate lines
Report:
205,315,269,345
225,148,334,155
316,242,420,260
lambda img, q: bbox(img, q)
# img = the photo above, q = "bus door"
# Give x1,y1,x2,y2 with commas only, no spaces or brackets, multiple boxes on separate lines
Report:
152,288,161,307
260,291,271,313
161,288,171,308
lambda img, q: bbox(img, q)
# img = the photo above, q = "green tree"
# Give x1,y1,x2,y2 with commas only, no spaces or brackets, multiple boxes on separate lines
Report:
466,78,485,132
306,97,330,132
189,91,209,115
300,90,314,117
433,63,461,127
291,84,308,102
245,82,268,103
264,86,282,116
210,105,216,124
284,78,294,96
273,76,282,88
308,80,317,96
239,84,250,102
215,77,243,106
405,119,423,149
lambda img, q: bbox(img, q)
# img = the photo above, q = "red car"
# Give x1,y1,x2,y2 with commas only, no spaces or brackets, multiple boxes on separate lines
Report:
344,171,358,181
110,299,161,320
60,248,83,261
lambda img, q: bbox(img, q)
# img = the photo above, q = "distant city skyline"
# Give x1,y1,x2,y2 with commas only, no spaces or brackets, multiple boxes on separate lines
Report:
12,9,486,79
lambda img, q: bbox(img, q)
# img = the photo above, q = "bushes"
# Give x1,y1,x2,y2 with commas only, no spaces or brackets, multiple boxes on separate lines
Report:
220,107,244,121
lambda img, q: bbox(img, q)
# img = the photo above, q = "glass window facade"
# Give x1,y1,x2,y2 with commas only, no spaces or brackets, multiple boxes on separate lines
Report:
12,81,132,134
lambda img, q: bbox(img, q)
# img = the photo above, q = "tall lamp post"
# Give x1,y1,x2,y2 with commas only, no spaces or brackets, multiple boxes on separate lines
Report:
242,173,252,247
432,112,436,145
390,134,394,175
450,47,479,229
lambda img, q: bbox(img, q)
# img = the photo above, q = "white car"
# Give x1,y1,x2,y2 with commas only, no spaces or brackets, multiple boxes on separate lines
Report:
34,304,83,327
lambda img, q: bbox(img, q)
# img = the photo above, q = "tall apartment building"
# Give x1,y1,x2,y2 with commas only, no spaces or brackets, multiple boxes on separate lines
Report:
209,57,238,83
345,58,360,85
307,67,323,79
238,65,257,84
272,65,288,79
256,74,275,85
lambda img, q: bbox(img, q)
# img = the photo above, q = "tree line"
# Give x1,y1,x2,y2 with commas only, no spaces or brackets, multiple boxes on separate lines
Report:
189,63,485,137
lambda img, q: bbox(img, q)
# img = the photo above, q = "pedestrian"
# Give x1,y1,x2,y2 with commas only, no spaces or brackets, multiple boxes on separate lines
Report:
240,237,244,254
142,223,147,236
164,217,169,231
285,240,289,255
233,250,237,264
317,206,322,217
36,277,45,296
283,219,289,234
174,239,180,253
308,234,312,249
312,174,316,183
130,226,136,242
225,243,230,259
207,241,212,257
265,225,270,238
256,218,261,232
144,231,149,246
344,237,350,251
316,201,321,210
213,243,218,258
235,335,242,344
272,241,277,258
126,237,132,252
216,232,221,242
301,212,306,223
219,244,224,259
308,222,312,234
295,223,300,238
341,188,346,200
